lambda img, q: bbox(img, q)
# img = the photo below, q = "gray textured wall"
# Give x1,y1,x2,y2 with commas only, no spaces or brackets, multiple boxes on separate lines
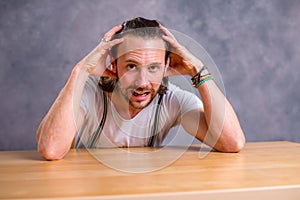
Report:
0,0,299,150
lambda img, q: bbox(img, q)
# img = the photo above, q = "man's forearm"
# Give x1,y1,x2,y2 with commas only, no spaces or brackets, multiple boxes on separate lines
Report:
36,64,89,160
197,80,245,152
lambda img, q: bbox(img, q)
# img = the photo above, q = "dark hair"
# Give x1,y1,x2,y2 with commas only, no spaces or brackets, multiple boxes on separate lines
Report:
110,17,170,59
99,17,169,95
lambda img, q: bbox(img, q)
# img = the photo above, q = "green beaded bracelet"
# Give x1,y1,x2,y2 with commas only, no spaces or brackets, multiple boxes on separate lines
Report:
195,77,214,88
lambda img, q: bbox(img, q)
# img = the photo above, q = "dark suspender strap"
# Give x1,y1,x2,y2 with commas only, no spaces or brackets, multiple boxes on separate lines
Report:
87,91,163,148
148,94,164,147
87,91,108,148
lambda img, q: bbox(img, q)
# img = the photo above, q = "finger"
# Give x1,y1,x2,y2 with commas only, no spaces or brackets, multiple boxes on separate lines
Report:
108,49,114,63
104,38,124,70
162,35,180,49
104,38,124,49
159,25,181,49
159,24,177,40
101,38,124,60
103,24,123,42
98,37,124,52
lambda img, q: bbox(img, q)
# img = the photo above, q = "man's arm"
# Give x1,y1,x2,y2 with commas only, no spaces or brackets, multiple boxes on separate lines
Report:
36,64,89,160
160,25,245,152
36,25,124,160
181,80,245,152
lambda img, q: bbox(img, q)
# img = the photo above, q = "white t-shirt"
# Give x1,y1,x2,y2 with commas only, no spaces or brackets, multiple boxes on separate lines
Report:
76,76,203,148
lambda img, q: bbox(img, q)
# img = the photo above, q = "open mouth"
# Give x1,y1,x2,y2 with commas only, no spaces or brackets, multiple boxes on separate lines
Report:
132,91,150,97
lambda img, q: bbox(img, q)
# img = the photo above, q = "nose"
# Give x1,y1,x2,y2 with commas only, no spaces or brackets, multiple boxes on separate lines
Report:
134,69,150,88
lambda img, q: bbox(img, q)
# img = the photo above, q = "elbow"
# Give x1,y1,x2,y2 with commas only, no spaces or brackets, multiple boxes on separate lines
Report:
225,134,246,153
223,137,245,153
36,125,69,161
38,144,67,161
217,131,246,153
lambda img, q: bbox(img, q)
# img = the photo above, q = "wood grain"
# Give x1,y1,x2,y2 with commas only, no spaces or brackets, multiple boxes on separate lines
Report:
0,141,300,199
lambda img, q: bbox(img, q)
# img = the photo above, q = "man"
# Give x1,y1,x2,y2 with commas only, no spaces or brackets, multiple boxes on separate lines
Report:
36,17,245,160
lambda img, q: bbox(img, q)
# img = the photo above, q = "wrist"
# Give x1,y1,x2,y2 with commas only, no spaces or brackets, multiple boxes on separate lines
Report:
191,65,213,88
189,65,199,77
71,62,89,82
192,63,208,75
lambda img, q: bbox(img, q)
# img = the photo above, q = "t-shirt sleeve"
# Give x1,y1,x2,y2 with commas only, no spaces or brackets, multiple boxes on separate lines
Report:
172,83,202,111
166,83,203,126
80,76,100,114
77,76,102,148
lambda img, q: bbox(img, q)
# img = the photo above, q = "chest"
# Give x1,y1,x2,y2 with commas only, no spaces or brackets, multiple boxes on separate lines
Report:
98,102,169,147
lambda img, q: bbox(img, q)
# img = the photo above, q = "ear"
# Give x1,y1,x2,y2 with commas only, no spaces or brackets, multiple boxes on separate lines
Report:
166,56,170,68
164,56,174,77
102,58,117,78
111,61,117,73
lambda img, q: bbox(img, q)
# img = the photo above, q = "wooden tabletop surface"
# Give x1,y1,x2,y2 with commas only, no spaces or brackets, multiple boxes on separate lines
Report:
0,141,300,199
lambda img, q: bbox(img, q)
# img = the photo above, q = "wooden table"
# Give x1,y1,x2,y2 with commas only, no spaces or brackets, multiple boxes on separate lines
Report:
0,141,300,199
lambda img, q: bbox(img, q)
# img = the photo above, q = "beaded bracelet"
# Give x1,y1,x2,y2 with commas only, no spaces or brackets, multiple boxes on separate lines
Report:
191,66,208,83
199,74,213,81
191,65,213,87
195,76,214,88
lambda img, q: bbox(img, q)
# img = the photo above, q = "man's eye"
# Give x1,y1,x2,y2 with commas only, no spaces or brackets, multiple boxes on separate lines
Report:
127,64,136,70
149,66,158,72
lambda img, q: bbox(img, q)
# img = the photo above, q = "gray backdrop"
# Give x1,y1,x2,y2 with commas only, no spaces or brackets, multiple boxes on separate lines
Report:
0,0,299,150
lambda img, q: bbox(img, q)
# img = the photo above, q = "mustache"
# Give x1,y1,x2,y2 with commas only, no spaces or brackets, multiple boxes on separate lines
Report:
115,81,156,94
129,86,154,92
127,87,155,96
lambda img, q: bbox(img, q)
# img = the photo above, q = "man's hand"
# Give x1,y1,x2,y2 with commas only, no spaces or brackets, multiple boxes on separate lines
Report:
160,24,204,77
77,25,124,77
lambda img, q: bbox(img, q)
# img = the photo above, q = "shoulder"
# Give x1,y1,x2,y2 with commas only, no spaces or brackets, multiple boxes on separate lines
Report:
85,76,100,90
81,76,103,113
82,76,103,99
165,83,201,102
163,82,203,112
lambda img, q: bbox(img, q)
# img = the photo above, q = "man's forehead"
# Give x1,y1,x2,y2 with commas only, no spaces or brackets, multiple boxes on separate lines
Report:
116,35,166,57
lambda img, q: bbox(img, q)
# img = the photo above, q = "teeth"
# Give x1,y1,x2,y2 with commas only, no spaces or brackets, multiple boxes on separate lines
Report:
133,92,148,96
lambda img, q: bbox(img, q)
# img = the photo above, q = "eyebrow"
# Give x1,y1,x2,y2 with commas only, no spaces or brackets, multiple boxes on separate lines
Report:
124,59,139,64
124,59,163,66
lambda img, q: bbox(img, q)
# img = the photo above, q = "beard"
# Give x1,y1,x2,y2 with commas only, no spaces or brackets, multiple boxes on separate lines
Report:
115,81,157,110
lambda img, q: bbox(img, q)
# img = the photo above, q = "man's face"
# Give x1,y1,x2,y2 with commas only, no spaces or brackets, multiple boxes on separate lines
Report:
115,35,166,110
